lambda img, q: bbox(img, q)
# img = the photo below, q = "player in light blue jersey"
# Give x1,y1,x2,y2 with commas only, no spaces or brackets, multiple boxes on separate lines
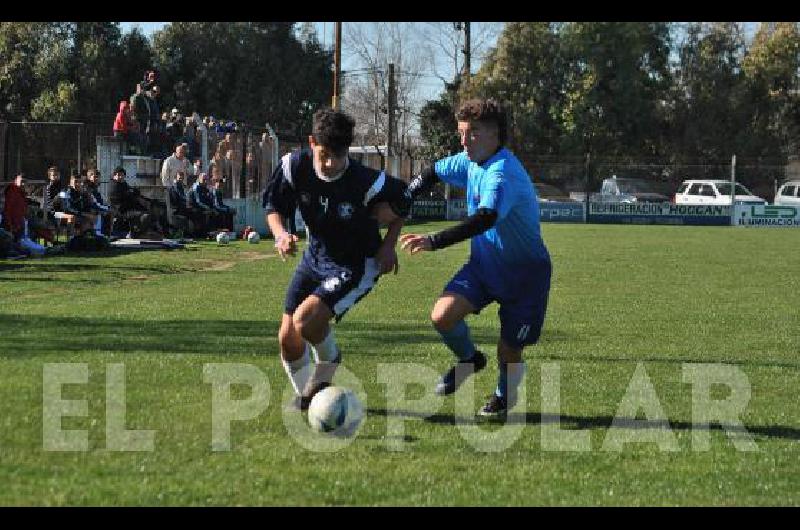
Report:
400,98,552,419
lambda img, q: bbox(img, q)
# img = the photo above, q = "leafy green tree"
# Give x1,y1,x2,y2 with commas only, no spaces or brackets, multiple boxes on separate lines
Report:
670,23,748,162
0,22,153,122
418,80,461,160
558,22,673,161
152,22,331,137
464,22,568,159
741,22,800,157
0,23,69,120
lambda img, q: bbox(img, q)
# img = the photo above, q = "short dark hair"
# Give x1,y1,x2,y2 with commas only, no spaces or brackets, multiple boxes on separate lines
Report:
312,108,355,156
113,166,126,176
455,98,508,144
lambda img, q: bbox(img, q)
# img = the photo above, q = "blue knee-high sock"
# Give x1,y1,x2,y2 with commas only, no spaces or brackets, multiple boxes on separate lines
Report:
496,361,527,406
437,320,477,362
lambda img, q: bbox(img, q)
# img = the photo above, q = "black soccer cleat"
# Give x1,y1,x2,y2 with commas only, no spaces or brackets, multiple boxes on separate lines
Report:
434,350,488,396
289,381,331,412
477,394,508,420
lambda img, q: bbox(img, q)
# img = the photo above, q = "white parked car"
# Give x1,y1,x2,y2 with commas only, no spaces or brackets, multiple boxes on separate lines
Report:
774,180,800,206
674,180,767,206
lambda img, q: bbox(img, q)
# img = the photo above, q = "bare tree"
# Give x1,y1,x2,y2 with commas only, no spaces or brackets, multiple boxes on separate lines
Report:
340,22,504,154
341,23,428,154
416,22,505,84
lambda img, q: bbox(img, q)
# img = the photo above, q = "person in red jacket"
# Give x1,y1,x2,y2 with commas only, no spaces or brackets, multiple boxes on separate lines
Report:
2,173,28,239
113,100,134,141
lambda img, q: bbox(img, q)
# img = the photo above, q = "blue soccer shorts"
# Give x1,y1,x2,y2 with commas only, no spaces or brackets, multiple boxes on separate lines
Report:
443,258,552,348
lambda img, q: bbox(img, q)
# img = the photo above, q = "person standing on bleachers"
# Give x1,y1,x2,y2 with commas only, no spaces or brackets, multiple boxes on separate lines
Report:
160,142,194,187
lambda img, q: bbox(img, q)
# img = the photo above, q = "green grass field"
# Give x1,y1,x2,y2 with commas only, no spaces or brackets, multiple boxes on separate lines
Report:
0,221,798,506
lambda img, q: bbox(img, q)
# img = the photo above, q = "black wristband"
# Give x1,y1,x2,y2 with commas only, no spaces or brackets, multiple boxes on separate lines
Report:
428,208,498,250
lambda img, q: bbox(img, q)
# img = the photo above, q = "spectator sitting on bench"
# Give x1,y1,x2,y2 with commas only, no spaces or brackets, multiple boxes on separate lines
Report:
45,166,63,221
86,168,112,236
2,173,52,245
167,170,195,236
188,172,219,235
210,166,235,231
3,173,29,240
108,166,158,238
3,173,26,234
55,172,97,236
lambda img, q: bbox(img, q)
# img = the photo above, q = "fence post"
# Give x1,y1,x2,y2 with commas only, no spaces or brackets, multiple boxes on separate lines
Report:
584,151,591,223
730,154,736,226
77,124,82,173
265,123,279,176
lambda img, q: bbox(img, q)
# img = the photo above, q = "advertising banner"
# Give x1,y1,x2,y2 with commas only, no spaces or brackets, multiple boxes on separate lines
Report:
733,205,800,227
587,203,732,226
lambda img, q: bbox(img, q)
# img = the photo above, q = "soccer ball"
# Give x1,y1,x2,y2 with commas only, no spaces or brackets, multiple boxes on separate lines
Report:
216,232,231,245
247,231,261,244
307,386,364,436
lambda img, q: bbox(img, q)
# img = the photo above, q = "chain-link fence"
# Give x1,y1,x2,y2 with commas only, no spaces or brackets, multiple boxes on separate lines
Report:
202,126,292,200
4,119,795,208
0,116,116,182
2,122,84,181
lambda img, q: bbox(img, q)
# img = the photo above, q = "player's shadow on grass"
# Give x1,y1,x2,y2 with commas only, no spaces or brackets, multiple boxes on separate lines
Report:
0,262,182,272
0,261,187,283
0,315,471,355
0,314,281,356
0,315,503,356
367,408,800,442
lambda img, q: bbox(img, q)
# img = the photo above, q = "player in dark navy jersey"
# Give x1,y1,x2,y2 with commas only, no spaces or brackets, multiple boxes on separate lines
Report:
263,108,411,410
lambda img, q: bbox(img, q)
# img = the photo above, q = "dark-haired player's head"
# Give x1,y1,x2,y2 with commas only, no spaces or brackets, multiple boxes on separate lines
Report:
455,98,507,163
308,108,355,181
86,168,100,186
69,173,82,190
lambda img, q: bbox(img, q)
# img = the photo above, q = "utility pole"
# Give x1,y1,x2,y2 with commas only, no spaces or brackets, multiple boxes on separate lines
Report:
463,22,471,87
387,62,395,157
332,22,342,110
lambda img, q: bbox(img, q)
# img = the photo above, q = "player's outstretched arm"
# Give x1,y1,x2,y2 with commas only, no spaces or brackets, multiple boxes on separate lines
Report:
266,212,298,261
400,208,498,255
406,166,440,200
